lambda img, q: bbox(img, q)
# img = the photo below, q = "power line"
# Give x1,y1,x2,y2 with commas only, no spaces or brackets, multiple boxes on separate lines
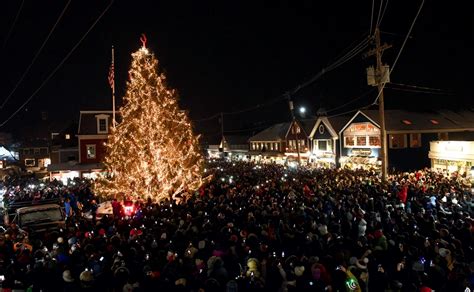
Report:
192,34,370,122
377,0,389,27
389,82,452,93
372,0,425,105
0,0,72,110
0,0,115,128
326,88,377,113
375,0,384,28
370,0,375,35
385,85,455,95
2,0,25,49
327,101,375,118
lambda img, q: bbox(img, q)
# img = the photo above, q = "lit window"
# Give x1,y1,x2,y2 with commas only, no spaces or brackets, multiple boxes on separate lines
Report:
430,119,439,125
410,133,421,148
389,134,407,149
401,120,412,125
345,136,355,146
86,145,96,159
357,136,367,146
25,159,35,167
65,134,71,140
369,136,381,146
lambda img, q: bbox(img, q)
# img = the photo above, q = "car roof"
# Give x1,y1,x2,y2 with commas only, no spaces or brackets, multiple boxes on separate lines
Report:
17,204,62,214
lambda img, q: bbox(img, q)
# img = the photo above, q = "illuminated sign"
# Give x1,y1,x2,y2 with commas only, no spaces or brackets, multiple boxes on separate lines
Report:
351,149,372,156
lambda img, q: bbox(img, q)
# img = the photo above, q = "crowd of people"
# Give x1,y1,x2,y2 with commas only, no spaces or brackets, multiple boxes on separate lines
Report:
0,162,473,292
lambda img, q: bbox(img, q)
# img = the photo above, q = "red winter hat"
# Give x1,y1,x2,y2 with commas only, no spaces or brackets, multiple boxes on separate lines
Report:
99,228,106,236
374,230,383,239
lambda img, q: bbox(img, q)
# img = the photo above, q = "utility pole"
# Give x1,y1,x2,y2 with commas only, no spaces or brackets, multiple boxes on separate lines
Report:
220,112,224,138
365,27,391,181
288,98,301,166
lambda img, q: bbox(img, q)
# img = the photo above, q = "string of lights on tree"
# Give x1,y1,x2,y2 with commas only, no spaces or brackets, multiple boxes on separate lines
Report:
95,36,205,202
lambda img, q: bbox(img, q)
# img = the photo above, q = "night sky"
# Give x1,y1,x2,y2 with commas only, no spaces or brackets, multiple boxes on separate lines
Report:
0,0,471,142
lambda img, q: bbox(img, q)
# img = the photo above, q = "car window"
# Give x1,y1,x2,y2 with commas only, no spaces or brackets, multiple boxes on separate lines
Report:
20,208,63,225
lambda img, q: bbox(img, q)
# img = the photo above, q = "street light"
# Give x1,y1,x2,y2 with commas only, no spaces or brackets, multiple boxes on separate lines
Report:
299,107,306,114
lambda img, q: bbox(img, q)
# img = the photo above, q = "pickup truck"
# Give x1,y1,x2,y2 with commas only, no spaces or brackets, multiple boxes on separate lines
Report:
3,199,66,236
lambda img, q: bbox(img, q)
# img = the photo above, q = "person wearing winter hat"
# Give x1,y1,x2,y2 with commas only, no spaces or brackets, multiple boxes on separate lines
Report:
79,270,94,289
63,269,80,291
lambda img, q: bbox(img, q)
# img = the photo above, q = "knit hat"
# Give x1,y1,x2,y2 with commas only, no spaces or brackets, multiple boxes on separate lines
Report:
62,270,74,282
79,270,94,282
294,265,305,277
198,240,206,249
356,258,369,270
318,225,328,236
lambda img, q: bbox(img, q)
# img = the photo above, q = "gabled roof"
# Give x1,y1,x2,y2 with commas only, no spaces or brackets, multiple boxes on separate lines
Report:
78,110,121,135
249,122,291,142
327,115,352,133
298,119,316,135
340,109,474,133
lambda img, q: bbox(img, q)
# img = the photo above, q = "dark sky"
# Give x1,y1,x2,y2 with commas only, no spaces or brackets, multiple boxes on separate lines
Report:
0,0,471,141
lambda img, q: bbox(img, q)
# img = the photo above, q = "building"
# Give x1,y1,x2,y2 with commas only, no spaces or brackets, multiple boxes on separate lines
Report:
206,135,250,160
284,119,315,165
429,141,474,176
339,109,474,171
308,115,350,167
18,140,51,174
248,123,290,164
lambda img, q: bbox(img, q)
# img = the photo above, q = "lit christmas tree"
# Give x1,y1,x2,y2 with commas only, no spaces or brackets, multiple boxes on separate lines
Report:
96,38,204,202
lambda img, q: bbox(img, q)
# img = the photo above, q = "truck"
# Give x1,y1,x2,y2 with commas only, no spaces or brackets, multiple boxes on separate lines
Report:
3,198,65,236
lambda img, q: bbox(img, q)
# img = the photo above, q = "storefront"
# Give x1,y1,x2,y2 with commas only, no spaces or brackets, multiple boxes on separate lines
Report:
308,117,340,168
429,141,474,176
339,119,382,170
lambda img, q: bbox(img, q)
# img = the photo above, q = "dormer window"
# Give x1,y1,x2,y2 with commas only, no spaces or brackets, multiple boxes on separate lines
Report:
95,114,110,134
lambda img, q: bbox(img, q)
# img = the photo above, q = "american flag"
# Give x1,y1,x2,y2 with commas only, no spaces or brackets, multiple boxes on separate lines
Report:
108,58,114,89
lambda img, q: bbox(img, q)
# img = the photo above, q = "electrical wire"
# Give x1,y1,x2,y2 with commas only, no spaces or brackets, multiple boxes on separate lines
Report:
370,0,375,35
375,0,384,29
389,82,451,93
0,0,72,110
372,0,425,105
0,0,115,128
192,33,370,121
385,85,454,95
326,88,377,113
377,0,389,27
2,0,25,49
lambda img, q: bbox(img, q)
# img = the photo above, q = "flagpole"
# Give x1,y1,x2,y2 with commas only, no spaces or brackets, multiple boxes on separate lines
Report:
111,45,116,128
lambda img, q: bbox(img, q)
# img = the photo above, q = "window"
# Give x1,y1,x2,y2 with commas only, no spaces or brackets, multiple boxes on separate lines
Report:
40,148,48,155
23,149,30,155
318,140,327,151
389,134,407,149
369,136,381,146
25,159,35,167
345,136,355,146
65,134,71,140
343,123,381,148
34,148,40,155
86,144,96,159
252,143,256,150
96,114,110,134
99,119,107,132
275,143,279,150
410,133,422,148
357,136,367,146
